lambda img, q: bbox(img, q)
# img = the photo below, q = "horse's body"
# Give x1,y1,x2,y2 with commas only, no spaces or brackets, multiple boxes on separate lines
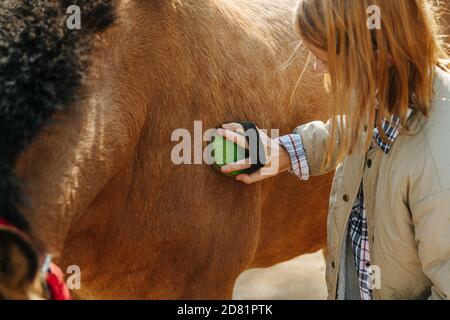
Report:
15,0,332,299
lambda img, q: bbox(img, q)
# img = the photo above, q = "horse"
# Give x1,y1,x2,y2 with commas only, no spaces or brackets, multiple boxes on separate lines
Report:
3,0,333,299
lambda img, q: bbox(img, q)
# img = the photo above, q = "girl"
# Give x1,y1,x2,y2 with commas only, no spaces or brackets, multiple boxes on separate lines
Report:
217,0,450,300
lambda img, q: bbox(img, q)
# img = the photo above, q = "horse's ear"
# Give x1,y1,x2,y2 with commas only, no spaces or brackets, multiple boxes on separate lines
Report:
0,228,39,294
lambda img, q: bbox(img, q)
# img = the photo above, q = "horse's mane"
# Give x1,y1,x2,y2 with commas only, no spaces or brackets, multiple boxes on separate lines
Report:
0,0,117,231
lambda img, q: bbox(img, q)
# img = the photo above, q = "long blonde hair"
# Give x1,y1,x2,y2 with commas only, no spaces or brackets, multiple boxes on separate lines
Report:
295,0,449,167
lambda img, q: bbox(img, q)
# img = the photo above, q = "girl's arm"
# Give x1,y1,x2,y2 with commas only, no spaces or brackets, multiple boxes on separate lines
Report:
411,190,450,300
217,118,343,184
283,119,342,179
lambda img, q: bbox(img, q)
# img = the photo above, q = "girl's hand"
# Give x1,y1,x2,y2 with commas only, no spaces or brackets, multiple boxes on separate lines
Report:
217,123,292,184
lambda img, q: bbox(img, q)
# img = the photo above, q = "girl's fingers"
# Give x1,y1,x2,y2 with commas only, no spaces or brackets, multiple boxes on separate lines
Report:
221,158,252,173
235,171,265,184
217,128,248,149
221,123,245,135
217,123,274,184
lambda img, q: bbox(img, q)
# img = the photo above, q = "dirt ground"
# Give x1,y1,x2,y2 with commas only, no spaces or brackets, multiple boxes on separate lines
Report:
233,250,327,300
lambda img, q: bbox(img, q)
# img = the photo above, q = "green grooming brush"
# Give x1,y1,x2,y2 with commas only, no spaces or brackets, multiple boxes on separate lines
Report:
211,134,248,177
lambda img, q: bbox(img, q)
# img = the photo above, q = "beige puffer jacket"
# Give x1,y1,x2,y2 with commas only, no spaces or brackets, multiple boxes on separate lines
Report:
294,67,450,300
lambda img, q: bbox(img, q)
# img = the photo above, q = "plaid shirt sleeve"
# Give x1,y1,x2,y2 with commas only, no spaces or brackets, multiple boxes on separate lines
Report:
275,134,310,181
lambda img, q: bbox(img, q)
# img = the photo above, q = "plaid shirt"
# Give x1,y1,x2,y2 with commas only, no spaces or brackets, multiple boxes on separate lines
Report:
278,110,412,300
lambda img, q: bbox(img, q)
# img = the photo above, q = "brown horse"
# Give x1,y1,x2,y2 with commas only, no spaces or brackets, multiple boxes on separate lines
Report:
8,0,333,299
4,0,449,300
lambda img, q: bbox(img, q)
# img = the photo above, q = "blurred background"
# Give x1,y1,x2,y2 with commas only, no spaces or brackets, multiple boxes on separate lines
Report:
233,250,327,300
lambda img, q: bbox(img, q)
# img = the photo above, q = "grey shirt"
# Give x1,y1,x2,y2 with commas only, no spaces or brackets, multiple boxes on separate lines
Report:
337,229,361,300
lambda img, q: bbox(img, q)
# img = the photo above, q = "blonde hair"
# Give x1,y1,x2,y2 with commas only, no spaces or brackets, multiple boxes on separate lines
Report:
295,0,449,167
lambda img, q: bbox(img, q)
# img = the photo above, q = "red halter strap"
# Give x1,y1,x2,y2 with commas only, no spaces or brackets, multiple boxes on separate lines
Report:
0,217,71,300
